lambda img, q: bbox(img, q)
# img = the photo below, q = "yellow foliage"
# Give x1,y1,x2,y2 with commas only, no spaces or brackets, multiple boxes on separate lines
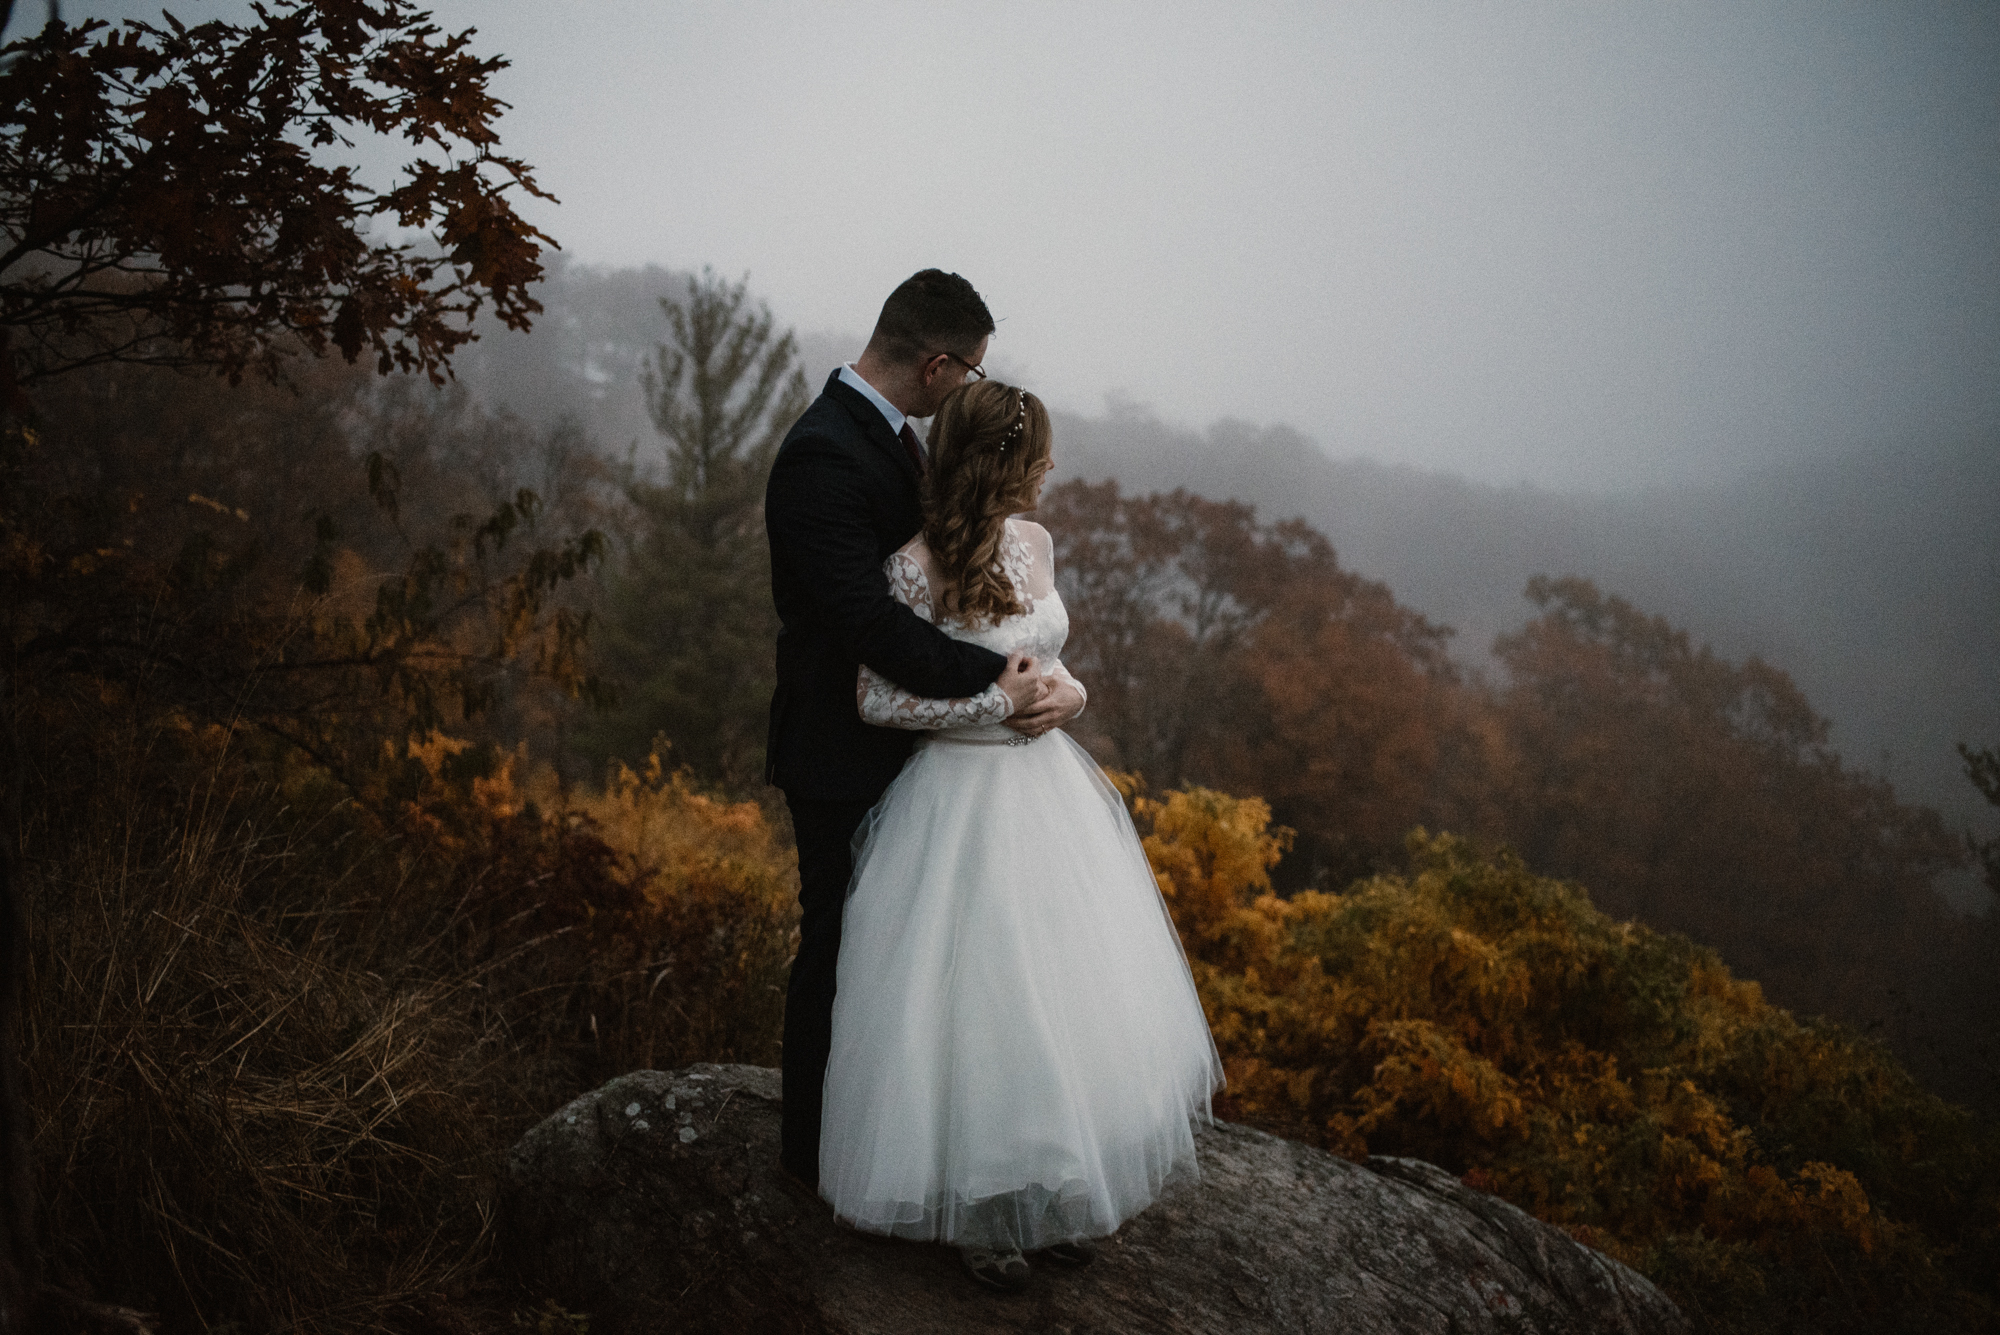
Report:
380,738,799,1074
553,751,799,1069
575,750,787,878
1125,787,1998,1333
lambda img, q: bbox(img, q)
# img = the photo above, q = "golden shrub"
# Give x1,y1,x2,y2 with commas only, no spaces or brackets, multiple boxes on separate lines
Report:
560,750,799,1070
1128,787,1999,1335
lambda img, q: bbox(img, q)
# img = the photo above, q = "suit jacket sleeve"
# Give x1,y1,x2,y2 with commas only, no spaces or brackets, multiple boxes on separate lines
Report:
856,553,1016,729
767,436,1008,699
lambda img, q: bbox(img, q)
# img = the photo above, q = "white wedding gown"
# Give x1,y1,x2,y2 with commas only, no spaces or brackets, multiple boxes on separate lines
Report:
819,517,1223,1251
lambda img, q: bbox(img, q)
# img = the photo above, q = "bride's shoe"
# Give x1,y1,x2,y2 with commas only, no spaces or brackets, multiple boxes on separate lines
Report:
1040,1238,1098,1266
960,1246,1031,1291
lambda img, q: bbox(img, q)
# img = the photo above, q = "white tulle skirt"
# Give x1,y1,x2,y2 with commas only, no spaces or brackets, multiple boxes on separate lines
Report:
819,728,1224,1250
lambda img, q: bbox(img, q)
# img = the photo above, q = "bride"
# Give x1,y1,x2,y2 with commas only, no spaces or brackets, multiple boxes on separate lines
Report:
817,379,1224,1291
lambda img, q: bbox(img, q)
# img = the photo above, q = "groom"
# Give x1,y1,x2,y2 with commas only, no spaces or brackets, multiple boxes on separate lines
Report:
764,269,1078,1187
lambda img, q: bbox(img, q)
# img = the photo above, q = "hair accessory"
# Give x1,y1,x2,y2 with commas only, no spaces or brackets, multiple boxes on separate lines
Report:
997,386,1028,453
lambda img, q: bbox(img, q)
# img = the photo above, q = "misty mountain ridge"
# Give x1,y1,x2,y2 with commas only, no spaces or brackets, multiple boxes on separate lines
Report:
1049,405,1998,890
453,261,1998,908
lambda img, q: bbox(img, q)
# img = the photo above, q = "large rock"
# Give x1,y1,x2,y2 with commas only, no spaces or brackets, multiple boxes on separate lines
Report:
502,1064,1687,1335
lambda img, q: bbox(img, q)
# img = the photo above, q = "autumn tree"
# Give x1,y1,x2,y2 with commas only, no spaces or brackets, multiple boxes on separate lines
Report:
1045,481,1290,783
583,268,807,787
1041,478,1460,887
0,0,552,395
1488,576,1965,1051
1212,529,1472,888
0,5,566,1327
0,0,587,768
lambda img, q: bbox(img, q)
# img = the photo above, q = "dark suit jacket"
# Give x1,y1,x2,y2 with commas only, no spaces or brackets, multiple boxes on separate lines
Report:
764,371,1008,801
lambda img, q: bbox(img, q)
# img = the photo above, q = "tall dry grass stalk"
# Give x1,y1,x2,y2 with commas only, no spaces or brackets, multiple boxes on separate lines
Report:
23,770,507,1331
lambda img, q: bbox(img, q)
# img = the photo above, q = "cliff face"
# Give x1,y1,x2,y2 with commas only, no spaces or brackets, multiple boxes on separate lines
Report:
502,1064,1688,1335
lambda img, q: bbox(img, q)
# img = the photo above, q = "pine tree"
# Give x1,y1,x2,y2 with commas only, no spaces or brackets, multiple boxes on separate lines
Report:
586,269,808,787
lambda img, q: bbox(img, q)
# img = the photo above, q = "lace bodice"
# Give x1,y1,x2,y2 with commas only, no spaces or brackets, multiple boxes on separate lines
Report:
858,518,1084,740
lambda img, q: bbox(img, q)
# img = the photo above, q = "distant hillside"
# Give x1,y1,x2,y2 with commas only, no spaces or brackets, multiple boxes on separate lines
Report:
1051,406,2000,904
456,262,1998,907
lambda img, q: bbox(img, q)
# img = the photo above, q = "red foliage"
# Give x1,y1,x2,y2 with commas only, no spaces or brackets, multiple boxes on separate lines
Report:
0,1,555,391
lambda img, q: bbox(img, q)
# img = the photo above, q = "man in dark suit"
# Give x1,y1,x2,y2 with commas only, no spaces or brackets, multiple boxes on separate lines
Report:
764,270,1063,1187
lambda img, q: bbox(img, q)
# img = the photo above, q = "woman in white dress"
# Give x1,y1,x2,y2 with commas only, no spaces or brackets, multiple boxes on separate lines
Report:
818,379,1224,1290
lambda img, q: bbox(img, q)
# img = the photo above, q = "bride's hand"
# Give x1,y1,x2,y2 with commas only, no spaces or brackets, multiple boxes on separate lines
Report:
1006,676,1081,736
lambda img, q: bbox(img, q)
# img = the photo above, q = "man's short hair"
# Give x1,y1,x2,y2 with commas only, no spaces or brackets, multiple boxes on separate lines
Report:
868,269,995,366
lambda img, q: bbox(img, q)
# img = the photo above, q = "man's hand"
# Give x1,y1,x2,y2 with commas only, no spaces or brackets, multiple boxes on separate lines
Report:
998,653,1048,716
1006,675,1084,738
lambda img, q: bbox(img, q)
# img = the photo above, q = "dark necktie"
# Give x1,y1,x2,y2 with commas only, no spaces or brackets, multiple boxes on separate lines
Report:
898,422,927,477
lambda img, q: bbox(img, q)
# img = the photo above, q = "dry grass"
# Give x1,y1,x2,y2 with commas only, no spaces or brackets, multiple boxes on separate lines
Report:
24,773,503,1330
20,735,799,1333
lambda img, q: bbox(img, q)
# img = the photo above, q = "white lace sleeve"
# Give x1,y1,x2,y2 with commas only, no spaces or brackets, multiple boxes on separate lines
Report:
1048,658,1087,715
857,551,1015,730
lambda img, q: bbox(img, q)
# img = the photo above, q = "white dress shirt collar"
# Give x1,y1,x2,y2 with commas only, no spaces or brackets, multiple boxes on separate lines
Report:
837,363,907,437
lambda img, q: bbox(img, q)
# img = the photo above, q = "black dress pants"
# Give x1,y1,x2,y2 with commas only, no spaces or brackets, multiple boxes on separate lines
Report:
780,793,875,1184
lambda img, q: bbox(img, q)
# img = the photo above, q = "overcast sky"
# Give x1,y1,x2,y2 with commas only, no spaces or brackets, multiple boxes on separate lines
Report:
53,1,2000,491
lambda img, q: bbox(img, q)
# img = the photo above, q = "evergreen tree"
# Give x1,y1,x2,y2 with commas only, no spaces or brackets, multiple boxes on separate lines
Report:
587,270,808,787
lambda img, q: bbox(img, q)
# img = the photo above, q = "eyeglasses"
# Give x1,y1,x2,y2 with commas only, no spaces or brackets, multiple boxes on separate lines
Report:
938,351,986,382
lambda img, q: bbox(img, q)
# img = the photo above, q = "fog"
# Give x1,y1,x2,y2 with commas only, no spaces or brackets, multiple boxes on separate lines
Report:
412,0,1995,490
48,1,1997,489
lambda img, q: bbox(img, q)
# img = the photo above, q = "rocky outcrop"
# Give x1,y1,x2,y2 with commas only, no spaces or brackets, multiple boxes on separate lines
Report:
502,1064,1687,1335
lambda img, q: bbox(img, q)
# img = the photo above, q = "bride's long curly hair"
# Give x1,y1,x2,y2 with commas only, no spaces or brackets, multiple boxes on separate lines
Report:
922,379,1052,626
